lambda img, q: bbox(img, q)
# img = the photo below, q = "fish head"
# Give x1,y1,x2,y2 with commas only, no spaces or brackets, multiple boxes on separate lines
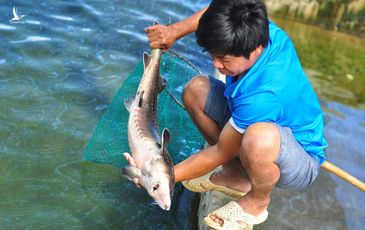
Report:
144,157,174,211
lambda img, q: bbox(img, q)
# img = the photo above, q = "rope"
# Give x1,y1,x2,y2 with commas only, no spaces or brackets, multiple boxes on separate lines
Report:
150,21,203,110
161,50,204,110
167,49,204,75
164,87,186,110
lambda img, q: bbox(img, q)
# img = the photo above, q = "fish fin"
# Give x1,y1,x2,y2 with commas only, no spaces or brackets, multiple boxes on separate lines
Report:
158,76,168,92
124,95,135,112
143,52,152,70
162,78,168,88
161,128,174,166
153,20,159,26
137,91,144,107
161,128,171,147
122,165,141,182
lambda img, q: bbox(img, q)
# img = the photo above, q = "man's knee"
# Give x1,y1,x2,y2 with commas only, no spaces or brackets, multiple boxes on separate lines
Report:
240,122,281,165
182,75,210,110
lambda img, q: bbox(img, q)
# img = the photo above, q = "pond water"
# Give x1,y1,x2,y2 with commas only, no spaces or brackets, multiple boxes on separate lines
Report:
0,0,364,229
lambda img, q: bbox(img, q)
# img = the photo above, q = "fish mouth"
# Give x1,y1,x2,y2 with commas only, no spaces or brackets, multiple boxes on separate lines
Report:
155,195,171,211
159,203,170,211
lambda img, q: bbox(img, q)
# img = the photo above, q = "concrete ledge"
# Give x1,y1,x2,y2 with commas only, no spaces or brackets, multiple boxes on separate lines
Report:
198,190,233,230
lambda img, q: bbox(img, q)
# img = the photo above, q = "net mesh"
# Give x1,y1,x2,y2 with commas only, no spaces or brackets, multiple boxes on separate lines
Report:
83,51,205,168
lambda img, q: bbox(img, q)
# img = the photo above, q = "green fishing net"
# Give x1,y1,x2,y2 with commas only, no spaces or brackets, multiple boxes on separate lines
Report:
83,51,205,168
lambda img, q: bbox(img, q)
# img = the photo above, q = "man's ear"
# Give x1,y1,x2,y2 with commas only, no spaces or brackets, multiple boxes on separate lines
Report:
251,45,263,60
250,45,263,59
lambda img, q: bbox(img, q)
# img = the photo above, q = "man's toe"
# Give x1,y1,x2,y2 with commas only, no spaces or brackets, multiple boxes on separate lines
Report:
210,214,224,226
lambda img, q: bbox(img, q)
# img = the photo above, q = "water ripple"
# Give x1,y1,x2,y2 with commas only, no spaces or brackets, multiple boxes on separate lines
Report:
78,0,104,17
48,14,75,22
51,102,69,129
25,20,42,25
54,160,82,185
0,23,17,31
116,29,147,42
81,28,93,32
10,36,53,44
125,8,157,22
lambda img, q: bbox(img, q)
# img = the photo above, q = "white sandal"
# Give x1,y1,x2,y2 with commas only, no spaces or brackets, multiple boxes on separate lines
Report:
203,201,268,230
181,169,246,198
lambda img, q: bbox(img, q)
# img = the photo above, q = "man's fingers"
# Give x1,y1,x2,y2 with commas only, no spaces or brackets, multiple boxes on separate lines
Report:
147,33,162,42
144,25,158,33
133,178,141,188
145,25,166,38
144,26,153,33
150,42,168,51
149,41,165,49
122,153,142,188
123,152,131,160
161,45,169,52
123,152,137,166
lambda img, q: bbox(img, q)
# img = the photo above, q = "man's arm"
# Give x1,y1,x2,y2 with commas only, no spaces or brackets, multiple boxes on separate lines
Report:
174,122,243,183
145,7,208,51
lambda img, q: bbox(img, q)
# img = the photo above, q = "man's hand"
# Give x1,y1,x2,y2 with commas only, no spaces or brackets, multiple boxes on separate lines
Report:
174,122,242,182
123,152,141,188
144,7,208,52
145,24,177,52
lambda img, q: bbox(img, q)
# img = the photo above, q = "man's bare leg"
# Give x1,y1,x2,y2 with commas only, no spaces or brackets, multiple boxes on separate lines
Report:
183,75,220,145
209,122,281,225
182,75,251,193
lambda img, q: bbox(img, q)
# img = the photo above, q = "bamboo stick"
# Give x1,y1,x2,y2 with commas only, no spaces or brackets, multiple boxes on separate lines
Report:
321,161,365,192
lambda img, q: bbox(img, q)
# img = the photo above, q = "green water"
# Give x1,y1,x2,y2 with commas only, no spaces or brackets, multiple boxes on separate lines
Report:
273,17,365,109
0,1,364,229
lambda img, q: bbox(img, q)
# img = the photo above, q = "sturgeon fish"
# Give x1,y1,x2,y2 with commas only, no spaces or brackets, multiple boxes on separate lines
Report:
123,47,175,211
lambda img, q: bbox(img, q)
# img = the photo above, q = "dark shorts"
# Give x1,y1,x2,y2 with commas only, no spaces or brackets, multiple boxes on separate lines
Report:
204,76,320,189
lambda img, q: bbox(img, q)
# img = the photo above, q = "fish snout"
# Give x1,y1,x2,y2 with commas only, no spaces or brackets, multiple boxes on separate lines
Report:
158,199,171,211
164,204,170,211
153,189,172,211
161,194,172,211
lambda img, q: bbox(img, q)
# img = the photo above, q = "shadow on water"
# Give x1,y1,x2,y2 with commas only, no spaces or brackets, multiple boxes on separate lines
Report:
0,0,364,229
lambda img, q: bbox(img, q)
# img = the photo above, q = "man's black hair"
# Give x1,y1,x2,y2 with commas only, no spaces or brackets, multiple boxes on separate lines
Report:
196,0,269,59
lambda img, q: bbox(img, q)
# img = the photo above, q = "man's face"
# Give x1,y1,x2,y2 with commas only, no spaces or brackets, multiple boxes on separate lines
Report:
210,46,262,77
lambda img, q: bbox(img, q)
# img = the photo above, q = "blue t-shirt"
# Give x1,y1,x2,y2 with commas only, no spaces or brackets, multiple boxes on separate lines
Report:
224,21,327,164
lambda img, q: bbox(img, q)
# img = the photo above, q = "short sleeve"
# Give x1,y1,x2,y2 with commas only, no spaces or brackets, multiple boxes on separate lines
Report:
230,91,283,132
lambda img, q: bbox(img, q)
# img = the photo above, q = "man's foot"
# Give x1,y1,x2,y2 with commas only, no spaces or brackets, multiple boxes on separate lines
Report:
203,199,269,229
210,161,251,194
207,194,270,228
181,167,247,198
182,159,251,197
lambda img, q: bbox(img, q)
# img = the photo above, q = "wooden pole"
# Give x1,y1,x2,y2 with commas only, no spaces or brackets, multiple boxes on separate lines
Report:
321,161,365,192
